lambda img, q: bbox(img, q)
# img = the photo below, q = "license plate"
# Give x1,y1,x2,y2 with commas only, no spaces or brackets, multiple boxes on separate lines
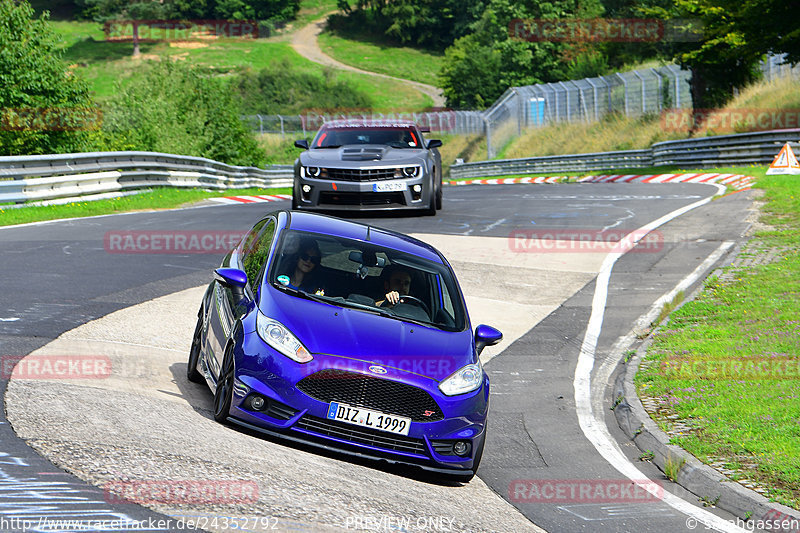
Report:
326,401,411,436
373,182,407,192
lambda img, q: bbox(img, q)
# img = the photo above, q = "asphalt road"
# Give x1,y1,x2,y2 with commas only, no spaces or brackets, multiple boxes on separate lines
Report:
0,182,757,532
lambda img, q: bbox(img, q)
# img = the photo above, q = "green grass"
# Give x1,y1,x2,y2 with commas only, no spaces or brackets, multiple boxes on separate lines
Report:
50,21,432,111
0,187,290,227
635,167,800,509
317,30,444,86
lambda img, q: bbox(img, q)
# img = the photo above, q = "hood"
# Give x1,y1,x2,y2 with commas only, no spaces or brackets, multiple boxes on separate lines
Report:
302,145,425,165
259,288,473,382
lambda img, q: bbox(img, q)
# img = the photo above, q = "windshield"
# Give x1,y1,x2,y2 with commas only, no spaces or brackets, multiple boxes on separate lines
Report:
312,126,421,149
267,229,466,331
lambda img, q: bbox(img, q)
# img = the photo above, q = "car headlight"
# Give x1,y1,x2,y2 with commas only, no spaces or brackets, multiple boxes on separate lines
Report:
439,362,483,396
256,312,313,363
304,166,321,178
402,166,420,177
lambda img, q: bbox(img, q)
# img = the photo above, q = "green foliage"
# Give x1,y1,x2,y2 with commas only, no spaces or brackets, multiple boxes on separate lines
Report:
234,61,373,114
0,0,99,155
102,61,265,166
440,0,601,109
332,0,484,50
77,0,300,22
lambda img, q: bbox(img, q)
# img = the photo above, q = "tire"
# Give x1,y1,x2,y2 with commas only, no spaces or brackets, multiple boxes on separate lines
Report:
187,314,205,384
292,185,300,210
435,176,443,211
213,344,235,423
424,178,437,216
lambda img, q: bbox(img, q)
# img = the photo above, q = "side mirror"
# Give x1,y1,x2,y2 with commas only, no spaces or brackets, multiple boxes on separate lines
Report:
214,268,248,301
475,324,503,355
427,139,442,149
294,139,309,150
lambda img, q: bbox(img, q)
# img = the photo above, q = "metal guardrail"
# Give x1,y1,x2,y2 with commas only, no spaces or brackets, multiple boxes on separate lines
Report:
450,129,800,179
0,151,293,204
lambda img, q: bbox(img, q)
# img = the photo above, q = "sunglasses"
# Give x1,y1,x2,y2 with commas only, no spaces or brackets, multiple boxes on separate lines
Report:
300,252,321,265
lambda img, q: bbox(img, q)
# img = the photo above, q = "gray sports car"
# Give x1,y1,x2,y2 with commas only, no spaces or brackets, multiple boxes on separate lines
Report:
292,120,443,215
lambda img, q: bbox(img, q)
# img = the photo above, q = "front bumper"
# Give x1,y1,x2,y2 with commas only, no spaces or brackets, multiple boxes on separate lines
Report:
295,175,432,211
228,342,488,474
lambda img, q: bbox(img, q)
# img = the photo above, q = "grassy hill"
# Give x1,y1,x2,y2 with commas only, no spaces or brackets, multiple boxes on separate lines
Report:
50,20,433,111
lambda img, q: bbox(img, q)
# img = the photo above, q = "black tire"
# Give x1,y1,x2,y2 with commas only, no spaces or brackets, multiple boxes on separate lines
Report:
187,314,205,384
424,179,437,216
435,171,443,211
213,344,235,423
292,185,300,210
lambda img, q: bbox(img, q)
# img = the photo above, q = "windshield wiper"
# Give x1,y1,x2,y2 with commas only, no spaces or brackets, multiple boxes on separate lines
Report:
273,284,329,304
316,145,342,149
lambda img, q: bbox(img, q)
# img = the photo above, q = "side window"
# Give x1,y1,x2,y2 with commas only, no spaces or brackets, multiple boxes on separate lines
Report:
439,275,456,320
242,220,276,288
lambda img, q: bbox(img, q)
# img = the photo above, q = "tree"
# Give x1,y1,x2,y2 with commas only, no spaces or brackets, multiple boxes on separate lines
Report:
439,0,602,108
646,0,764,110
0,0,100,155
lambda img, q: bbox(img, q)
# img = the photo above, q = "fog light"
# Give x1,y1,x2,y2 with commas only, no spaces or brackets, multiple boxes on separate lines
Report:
302,184,311,193
453,441,470,456
249,395,266,411
412,184,422,193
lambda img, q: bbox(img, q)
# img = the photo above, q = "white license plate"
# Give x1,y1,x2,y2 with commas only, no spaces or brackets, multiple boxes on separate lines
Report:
326,401,411,436
373,182,407,192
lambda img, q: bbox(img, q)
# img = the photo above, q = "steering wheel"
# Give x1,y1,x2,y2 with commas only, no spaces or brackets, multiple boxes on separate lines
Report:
396,295,430,316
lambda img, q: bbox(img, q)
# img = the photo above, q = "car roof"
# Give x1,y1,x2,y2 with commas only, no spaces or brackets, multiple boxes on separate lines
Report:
282,211,443,263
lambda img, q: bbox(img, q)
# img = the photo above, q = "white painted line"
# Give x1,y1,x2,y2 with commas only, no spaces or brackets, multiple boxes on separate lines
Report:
0,317,20,322
574,183,749,532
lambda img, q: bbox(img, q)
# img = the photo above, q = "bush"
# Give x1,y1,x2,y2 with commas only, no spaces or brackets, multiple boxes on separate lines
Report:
102,61,265,166
235,62,373,115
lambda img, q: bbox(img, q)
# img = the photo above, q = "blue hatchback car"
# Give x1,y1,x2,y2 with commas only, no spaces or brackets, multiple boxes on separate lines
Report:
188,210,502,481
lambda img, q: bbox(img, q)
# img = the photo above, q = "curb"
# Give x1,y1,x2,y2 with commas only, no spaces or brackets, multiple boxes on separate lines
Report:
445,173,755,191
613,337,800,530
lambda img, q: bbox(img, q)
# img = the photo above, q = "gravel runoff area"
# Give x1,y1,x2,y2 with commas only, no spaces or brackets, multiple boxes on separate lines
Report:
6,232,609,532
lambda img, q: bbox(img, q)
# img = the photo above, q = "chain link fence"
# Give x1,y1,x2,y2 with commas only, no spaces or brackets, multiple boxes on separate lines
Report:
244,55,799,160
483,65,693,158
243,110,485,136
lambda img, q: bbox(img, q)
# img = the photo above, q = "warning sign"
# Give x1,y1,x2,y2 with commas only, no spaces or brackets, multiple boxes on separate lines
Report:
766,143,800,175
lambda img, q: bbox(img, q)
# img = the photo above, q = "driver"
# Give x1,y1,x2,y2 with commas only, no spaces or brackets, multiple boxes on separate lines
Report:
375,265,412,307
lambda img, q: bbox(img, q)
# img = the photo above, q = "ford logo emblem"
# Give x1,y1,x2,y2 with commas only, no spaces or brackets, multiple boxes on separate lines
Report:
369,365,387,375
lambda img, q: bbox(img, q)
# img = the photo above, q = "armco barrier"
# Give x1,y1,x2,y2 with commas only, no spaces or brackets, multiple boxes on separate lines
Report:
0,151,293,204
450,129,800,179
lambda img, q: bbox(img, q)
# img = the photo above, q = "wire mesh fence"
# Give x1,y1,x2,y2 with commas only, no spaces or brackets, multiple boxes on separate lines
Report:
244,55,798,160
483,65,693,157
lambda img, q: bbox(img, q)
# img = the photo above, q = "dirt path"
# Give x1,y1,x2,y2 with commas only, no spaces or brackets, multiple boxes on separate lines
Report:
291,15,446,108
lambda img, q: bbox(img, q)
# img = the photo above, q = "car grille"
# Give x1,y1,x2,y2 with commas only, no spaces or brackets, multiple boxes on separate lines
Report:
296,369,444,422
318,191,406,206
326,168,396,181
295,415,428,455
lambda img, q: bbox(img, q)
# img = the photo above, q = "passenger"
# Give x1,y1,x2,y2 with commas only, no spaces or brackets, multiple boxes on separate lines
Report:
280,239,323,293
375,265,412,307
